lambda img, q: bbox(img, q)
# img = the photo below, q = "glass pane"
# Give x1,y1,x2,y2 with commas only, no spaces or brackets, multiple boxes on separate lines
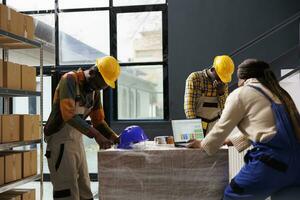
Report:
13,76,52,122
6,0,54,11
84,136,98,173
114,0,165,6
59,11,109,65
59,0,109,9
8,14,55,66
118,65,163,120
117,12,162,62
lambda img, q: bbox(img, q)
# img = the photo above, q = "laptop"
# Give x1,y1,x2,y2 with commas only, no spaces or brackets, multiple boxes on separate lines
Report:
171,119,204,147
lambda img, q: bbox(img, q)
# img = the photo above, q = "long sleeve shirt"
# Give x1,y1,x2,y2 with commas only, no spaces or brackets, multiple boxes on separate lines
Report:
184,69,228,118
44,68,117,139
201,79,280,155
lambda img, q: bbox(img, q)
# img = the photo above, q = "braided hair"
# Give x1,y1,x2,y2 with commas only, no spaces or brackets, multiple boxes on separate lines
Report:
238,59,300,142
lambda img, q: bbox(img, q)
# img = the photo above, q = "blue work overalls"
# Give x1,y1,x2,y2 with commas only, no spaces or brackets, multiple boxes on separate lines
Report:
224,85,300,200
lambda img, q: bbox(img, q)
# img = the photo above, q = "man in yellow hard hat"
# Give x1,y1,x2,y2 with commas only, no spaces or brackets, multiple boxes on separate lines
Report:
44,56,120,200
184,55,234,136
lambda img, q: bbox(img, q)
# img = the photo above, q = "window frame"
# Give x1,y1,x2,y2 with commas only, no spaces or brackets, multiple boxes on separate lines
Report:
6,0,168,182
108,3,169,122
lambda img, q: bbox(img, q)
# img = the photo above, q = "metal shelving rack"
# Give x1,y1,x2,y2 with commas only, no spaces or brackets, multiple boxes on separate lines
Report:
0,29,43,199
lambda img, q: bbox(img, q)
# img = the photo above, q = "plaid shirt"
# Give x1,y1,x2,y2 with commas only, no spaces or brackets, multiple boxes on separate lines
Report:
184,69,228,119
44,68,116,139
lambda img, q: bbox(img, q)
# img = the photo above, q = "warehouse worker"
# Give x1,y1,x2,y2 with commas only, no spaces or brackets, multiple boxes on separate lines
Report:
44,56,121,200
184,55,234,135
188,59,300,200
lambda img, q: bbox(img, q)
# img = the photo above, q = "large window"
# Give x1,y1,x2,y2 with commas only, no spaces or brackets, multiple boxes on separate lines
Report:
4,0,168,190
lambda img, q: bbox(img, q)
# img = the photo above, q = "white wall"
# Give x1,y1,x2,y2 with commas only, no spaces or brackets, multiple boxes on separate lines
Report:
280,70,300,112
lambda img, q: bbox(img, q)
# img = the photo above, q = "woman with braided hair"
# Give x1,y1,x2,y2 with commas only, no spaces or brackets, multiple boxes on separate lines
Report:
188,59,300,199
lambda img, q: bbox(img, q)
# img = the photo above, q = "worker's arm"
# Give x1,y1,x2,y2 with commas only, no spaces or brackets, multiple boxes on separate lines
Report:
201,88,246,155
59,73,100,138
90,91,119,144
184,73,198,118
218,84,229,110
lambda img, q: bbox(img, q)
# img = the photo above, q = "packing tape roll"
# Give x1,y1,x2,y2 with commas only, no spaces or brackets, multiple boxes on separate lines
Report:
154,136,174,144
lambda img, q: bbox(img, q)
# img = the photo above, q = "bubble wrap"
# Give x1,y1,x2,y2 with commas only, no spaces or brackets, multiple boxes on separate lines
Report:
98,144,228,200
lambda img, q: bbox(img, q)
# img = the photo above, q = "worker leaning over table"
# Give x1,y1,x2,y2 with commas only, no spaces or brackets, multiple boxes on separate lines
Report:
44,56,120,200
188,59,300,200
184,55,234,136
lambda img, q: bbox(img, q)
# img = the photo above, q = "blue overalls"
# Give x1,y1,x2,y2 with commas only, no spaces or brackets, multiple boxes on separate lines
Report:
224,85,300,200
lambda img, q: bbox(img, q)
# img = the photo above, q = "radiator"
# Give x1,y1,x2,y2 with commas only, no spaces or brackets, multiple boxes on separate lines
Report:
228,146,249,180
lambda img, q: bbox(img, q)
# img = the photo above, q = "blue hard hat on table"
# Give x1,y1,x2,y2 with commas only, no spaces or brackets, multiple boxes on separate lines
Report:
117,125,148,149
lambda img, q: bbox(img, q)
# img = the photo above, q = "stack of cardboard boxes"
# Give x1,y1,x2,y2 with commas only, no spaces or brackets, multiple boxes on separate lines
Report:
0,4,35,40
0,115,41,144
0,60,37,91
0,150,37,185
0,4,37,199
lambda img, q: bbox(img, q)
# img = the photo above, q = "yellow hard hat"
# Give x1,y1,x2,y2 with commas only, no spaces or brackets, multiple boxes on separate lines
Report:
213,55,235,83
96,56,120,89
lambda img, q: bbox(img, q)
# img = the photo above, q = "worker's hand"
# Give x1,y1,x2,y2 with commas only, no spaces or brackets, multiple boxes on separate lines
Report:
186,139,202,149
95,134,113,149
223,138,233,146
109,133,120,144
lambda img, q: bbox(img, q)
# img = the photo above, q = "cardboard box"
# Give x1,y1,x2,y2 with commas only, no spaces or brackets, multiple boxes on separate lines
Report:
15,11,24,37
22,151,31,178
21,65,36,91
7,7,17,35
4,152,22,183
5,189,35,200
7,7,24,36
3,61,21,90
0,59,3,88
2,115,20,143
0,4,8,31
20,115,40,141
24,15,35,40
22,150,37,178
0,156,4,186
31,150,37,176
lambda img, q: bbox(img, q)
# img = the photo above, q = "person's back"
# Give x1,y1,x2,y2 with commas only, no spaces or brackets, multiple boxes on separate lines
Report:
188,58,300,200
227,79,281,150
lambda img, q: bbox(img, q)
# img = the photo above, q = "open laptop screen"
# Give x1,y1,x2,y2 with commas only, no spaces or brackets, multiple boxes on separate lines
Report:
171,119,204,143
